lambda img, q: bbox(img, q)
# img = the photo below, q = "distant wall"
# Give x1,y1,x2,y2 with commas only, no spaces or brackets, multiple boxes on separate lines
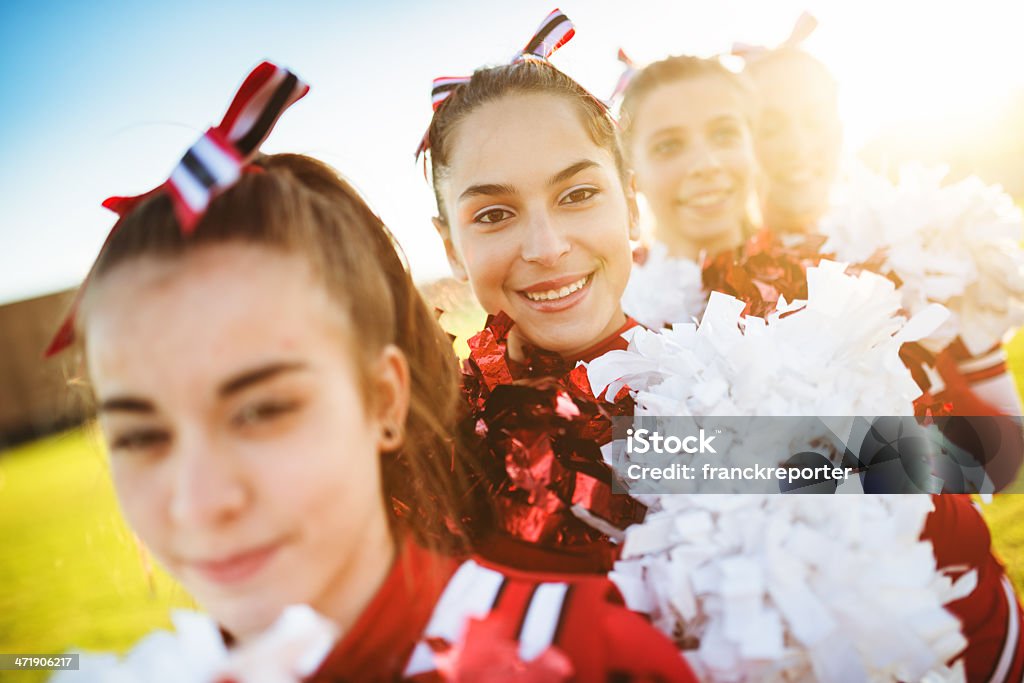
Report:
0,290,90,448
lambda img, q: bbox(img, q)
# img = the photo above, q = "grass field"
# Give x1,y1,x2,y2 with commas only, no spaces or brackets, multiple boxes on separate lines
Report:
0,295,1022,682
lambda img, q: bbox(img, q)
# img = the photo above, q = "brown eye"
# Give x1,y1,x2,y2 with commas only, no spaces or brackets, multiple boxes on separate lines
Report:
653,138,683,157
475,208,514,225
560,187,597,205
111,429,170,454
712,124,742,145
233,400,300,428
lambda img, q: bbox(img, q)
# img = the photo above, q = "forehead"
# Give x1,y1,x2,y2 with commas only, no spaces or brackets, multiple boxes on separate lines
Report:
445,92,615,189
634,75,748,134
751,57,837,113
84,244,343,394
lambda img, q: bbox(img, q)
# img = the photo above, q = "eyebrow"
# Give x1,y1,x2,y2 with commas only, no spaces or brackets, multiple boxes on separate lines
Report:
457,160,600,203
648,126,686,140
548,160,598,186
218,361,309,397
96,361,309,415
708,114,743,126
458,182,517,202
98,397,156,414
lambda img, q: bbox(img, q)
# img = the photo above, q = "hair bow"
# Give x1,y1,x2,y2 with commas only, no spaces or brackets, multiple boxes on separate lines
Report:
606,48,638,106
731,11,818,61
415,8,576,159
44,61,308,358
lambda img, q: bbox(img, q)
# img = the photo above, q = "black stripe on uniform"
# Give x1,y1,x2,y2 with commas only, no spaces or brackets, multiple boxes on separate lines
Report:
514,584,540,640
549,584,572,645
490,577,509,610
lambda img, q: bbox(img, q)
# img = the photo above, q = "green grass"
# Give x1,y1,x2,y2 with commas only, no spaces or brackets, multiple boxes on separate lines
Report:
0,296,1020,682
0,428,194,682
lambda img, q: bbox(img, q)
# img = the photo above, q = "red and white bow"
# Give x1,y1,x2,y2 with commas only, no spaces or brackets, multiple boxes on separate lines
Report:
731,11,818,61
44,61,308,357
415,8,576,159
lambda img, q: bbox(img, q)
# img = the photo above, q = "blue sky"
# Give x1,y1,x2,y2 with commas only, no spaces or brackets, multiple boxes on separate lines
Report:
2,0,1022,304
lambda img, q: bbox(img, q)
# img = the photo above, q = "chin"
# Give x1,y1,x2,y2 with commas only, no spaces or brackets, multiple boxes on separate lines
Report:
215,597,289,640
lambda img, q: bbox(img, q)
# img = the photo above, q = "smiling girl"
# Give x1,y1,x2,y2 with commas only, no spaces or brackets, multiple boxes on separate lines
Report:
53,62,697,681
421,11,646,572
619,56,759,262
613,55,761,329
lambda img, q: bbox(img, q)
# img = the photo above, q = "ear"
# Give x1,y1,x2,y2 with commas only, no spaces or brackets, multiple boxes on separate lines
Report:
624,171,641,241
372,345,411,453
433,216,469,282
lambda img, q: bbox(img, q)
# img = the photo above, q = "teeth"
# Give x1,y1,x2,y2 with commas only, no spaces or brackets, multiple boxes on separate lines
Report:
524,275,589,302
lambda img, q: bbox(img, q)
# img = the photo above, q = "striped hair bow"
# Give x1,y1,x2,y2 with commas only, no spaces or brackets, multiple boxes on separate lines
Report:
415,8,576,158
607,48,638,106
44,61,308,358
732,11,818,61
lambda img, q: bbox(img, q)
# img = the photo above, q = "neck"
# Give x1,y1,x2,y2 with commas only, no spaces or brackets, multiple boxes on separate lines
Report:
321,506,396,635
763,202,819,235
657,225,744,261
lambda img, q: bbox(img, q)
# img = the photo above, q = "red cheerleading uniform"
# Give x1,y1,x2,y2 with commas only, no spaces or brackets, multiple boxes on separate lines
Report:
919,343,1024,683
460,313,646,575
307,538,697,682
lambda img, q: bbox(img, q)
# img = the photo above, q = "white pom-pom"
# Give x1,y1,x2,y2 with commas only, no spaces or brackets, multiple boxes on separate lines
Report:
821,163,1024,354
622,243,708,329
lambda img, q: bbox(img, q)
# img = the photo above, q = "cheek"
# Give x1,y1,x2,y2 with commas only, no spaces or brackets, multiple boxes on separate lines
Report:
759,137,792,169
459,234,514,301
638,160,681,205
111,463,168,545
725,147,757,186
590,199,633,264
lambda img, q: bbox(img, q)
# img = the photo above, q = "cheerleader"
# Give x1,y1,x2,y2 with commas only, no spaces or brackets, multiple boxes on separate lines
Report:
618,55,760,261
418,10,648,573
613,54,762,329
736,13,841,236
735,17,1024,488
734,18,1024,680
49,62,696,682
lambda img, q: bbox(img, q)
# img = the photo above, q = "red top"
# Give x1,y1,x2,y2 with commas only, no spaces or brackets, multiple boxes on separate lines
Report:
307,538,697,682
922,347,1024,682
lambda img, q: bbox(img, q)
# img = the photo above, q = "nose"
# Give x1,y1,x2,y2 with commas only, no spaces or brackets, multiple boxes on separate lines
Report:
687,139,724,179
169,433,249,528
521,210,571,266
784,125,814,164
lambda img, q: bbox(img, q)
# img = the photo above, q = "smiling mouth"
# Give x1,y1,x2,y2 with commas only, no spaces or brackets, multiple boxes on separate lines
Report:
679,188,732,208
521,273,593,302
191,542,282,585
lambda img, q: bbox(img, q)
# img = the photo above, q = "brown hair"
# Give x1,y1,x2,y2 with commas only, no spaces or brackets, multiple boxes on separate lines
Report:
619,55,757,159
426,60,624,222
76,153,479,553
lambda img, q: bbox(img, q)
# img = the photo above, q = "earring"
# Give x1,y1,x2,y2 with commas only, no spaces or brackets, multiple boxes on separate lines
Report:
383,424,403,442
